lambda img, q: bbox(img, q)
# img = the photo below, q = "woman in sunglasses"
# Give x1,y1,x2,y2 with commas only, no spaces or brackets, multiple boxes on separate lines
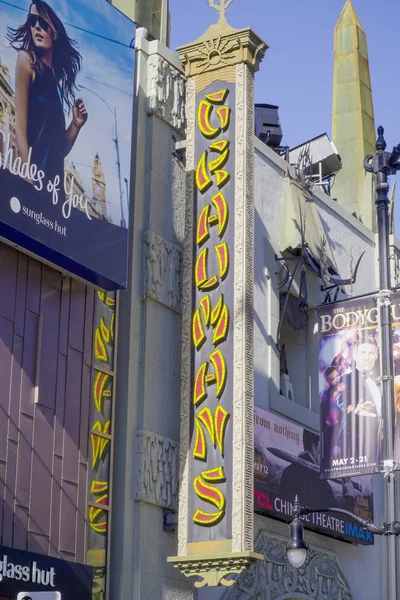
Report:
7,0,88,186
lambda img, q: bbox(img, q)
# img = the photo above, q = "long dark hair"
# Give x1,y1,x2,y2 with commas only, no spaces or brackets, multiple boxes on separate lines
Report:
7,0,81,111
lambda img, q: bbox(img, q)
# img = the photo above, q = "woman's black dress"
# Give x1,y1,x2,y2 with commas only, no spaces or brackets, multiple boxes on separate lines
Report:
27,62,65,185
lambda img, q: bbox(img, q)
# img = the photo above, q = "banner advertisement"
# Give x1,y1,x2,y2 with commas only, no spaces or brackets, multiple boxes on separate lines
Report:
318,294,400,475
393,300,400,467
254,407,374,545
318,295,400,479
0,545,92,599
0,0,135,290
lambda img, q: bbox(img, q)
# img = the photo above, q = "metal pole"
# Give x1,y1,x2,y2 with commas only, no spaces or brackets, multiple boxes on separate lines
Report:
113,107,126,229
80,85,126,227
124,177,129,214
365,126,398,600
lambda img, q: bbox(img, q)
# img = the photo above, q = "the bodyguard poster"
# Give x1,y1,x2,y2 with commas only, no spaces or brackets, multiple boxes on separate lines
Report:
318,294,400,477
0,0,135,289
318,296,382,479
254,407,374,545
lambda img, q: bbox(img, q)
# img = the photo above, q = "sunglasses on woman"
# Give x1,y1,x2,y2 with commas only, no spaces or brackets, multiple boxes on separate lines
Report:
27,14,51,31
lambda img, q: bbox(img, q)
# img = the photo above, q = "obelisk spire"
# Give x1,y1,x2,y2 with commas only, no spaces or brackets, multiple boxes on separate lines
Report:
332,0,376,230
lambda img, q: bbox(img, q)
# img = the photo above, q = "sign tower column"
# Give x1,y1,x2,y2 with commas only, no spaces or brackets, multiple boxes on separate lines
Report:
168,0,267,588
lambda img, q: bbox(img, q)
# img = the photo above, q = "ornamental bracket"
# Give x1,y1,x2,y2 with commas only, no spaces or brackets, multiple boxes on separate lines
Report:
321,251,365,304
168,552,263,588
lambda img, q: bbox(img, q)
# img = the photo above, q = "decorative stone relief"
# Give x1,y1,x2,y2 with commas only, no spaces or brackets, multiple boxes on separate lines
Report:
148,54,186,133
224,531,352,600
176,76,196,557
171,158,186,245
135,430,179,510
231,60,255,554
142,231,182,313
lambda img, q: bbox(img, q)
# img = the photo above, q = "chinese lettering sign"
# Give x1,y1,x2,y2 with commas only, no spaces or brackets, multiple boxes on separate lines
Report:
87,290,116,599
170,16,266,587
254,407,374,545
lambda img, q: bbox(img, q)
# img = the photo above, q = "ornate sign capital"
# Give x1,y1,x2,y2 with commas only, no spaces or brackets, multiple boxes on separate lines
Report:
177,27,267,79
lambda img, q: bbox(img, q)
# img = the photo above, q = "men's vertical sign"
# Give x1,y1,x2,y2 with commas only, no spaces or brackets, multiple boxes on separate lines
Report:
190,85,234,538
168,6,266,585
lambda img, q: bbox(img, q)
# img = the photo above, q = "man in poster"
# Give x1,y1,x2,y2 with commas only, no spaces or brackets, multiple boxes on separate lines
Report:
318,295,384,479
336,332,381,470
391,331,400,465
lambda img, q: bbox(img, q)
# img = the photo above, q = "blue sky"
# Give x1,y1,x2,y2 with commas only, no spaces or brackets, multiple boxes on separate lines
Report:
0,0,135,226
170,0,400,228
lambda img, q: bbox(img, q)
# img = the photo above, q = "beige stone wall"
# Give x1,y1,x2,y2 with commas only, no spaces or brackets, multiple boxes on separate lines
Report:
110,35,191,600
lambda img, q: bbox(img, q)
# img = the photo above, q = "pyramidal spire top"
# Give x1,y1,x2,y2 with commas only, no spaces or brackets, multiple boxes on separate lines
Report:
335,0,364,32
332,0,376,230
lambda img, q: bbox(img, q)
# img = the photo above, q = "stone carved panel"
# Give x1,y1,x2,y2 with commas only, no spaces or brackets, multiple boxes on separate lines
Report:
171,158,186,245
231,61,255,554
143,231,182,313
176,76,196,557
135,429,179,510
224,531,352,600
148,54,186,133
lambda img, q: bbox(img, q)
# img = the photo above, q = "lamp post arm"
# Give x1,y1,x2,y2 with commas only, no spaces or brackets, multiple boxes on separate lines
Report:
294,505,388,535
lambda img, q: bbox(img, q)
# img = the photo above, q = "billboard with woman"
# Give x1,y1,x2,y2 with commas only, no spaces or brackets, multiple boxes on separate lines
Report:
0,0,135,289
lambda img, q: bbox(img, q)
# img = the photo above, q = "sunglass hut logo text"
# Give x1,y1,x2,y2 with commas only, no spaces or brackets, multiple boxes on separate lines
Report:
0,555,56,587
0,130,92,221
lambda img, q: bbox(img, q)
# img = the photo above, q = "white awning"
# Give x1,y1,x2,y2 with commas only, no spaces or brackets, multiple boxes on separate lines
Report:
279,171,338,274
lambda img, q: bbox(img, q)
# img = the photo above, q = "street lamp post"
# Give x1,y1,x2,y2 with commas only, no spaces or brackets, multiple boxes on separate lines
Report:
364,126,400,600
80,86,127,228
112,104,127,229
287,495,400,570
124,177,129,220
286,127,400,599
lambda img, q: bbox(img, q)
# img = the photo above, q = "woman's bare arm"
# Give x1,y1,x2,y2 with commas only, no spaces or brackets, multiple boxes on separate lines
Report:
15,51,35,165
64,98,88,156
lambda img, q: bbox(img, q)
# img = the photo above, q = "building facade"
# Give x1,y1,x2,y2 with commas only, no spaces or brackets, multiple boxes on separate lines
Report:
0,0,398,598
108,1,399,600
0,0,131,597
108,22,190,600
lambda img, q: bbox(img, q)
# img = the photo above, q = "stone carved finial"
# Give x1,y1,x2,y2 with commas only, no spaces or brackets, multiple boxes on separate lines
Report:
209,0,234,23
176,0,267,81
